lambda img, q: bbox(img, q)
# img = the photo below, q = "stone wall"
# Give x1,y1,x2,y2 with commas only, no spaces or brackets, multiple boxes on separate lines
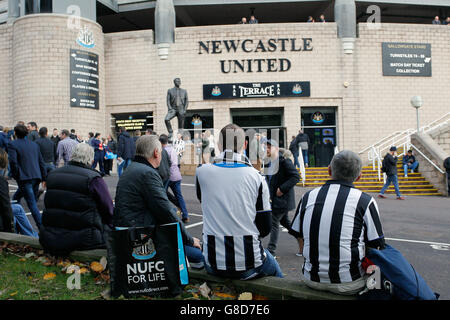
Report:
1,14,106,137
429,122,450,155
411,133,448,196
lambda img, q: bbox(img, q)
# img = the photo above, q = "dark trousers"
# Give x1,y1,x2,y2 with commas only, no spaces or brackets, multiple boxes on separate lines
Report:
104,159,113,175
268,208,292,255
92,152,105,174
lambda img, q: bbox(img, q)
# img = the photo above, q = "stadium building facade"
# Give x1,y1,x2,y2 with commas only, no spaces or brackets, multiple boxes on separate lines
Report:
1,0,450,166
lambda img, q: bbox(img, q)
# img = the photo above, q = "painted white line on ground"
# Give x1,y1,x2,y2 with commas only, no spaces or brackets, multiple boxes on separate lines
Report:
385,237,450,247
185,221,204,229
181,183,195,187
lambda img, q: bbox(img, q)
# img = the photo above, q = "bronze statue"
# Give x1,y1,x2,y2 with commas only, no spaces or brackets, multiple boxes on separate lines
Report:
165,78,188,139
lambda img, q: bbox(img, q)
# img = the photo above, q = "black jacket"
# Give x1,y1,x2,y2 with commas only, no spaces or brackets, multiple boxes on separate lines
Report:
39,162,106,256
157,149,171,183
107,139,117,154
295,133,310,148
383,153,398,176
0,177,14,233
113,156,193,246
289,139,299,154
35,137,57,163
117,132,136,160
444,157,450,173
265,153,300,211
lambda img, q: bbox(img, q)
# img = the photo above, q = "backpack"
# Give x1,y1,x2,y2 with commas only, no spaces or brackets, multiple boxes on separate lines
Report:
359,244,439,300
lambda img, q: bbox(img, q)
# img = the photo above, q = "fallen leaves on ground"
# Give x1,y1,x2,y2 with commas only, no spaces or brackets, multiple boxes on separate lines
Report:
90,261,105,273
43,273,56,280
238,292,253,300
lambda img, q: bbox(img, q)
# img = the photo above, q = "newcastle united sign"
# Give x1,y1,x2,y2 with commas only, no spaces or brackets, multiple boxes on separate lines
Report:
203,82,310,100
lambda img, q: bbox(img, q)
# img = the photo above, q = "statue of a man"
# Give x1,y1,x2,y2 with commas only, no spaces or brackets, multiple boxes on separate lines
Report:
165,78,188,139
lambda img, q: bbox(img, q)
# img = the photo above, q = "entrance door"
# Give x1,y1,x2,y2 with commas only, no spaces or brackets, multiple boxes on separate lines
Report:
231,108,287,148
301,107,337,167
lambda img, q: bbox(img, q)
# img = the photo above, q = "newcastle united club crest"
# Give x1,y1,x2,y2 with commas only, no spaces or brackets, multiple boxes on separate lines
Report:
292,83,303,94
77,25,95,48
132,235,156,260
211,86,221,96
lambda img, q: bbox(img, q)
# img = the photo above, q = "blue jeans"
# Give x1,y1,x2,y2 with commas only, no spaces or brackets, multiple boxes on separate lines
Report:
204,249,283,280
44,162,56,175
169,180,188,219
403,162,419,176
13,179,42,228
118,158,132,177
293,151,300,168
11,203,38,237
301,149,309,165
380,174,402,197
184,245,204,268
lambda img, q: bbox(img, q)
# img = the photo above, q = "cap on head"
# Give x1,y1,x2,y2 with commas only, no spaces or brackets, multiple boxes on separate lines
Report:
265,139,279,148
390,146,397,152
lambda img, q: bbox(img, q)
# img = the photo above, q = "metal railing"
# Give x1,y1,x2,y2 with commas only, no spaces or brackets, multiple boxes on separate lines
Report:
360,112,449,181
298,150,306,187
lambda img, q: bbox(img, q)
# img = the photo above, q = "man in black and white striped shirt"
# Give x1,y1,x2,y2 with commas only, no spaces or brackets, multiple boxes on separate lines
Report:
290,150,385,295
196,124,283,280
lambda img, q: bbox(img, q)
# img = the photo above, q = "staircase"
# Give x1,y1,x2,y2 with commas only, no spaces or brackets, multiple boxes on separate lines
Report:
297,153,441,196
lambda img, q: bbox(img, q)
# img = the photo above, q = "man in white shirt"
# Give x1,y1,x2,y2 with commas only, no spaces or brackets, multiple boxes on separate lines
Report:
196,124,283,280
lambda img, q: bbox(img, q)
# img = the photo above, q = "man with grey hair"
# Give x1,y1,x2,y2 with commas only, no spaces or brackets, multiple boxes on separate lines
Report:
113,135,203,267
290,150,385,295
40,143,114,256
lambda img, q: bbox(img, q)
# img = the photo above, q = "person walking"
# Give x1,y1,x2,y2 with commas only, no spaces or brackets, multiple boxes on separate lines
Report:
117,127,135,177
444,156,450,197
50,128,60,147
379,146,405,200
90,133,105,176
8,124,47,229
160,134,190,224
289,135,300,168
35,127,57,175
26,122,39,142
263,140,300,258
57,129,79,166
296,130,310,167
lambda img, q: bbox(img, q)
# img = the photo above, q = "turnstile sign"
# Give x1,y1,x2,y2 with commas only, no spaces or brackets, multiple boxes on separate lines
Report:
382,43,431,77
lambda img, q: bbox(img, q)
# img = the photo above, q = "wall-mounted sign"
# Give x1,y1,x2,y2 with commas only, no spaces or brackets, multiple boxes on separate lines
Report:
113,113,153,131
203,82,310,100
70,49,99,109
382,42,431,77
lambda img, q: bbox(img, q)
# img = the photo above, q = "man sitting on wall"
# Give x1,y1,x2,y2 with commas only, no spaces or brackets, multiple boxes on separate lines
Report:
402,150,419,178
290,150,385,295
196,124,283,280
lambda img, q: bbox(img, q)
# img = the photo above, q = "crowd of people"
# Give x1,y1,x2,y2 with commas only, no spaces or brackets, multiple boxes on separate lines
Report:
0,120,403,297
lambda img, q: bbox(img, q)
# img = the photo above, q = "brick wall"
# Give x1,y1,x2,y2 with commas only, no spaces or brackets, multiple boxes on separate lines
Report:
0,23,12,126
4,14,106,136
1,19,450,157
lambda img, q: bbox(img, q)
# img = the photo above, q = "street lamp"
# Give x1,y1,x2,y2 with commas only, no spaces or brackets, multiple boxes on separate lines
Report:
410,96,423,133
